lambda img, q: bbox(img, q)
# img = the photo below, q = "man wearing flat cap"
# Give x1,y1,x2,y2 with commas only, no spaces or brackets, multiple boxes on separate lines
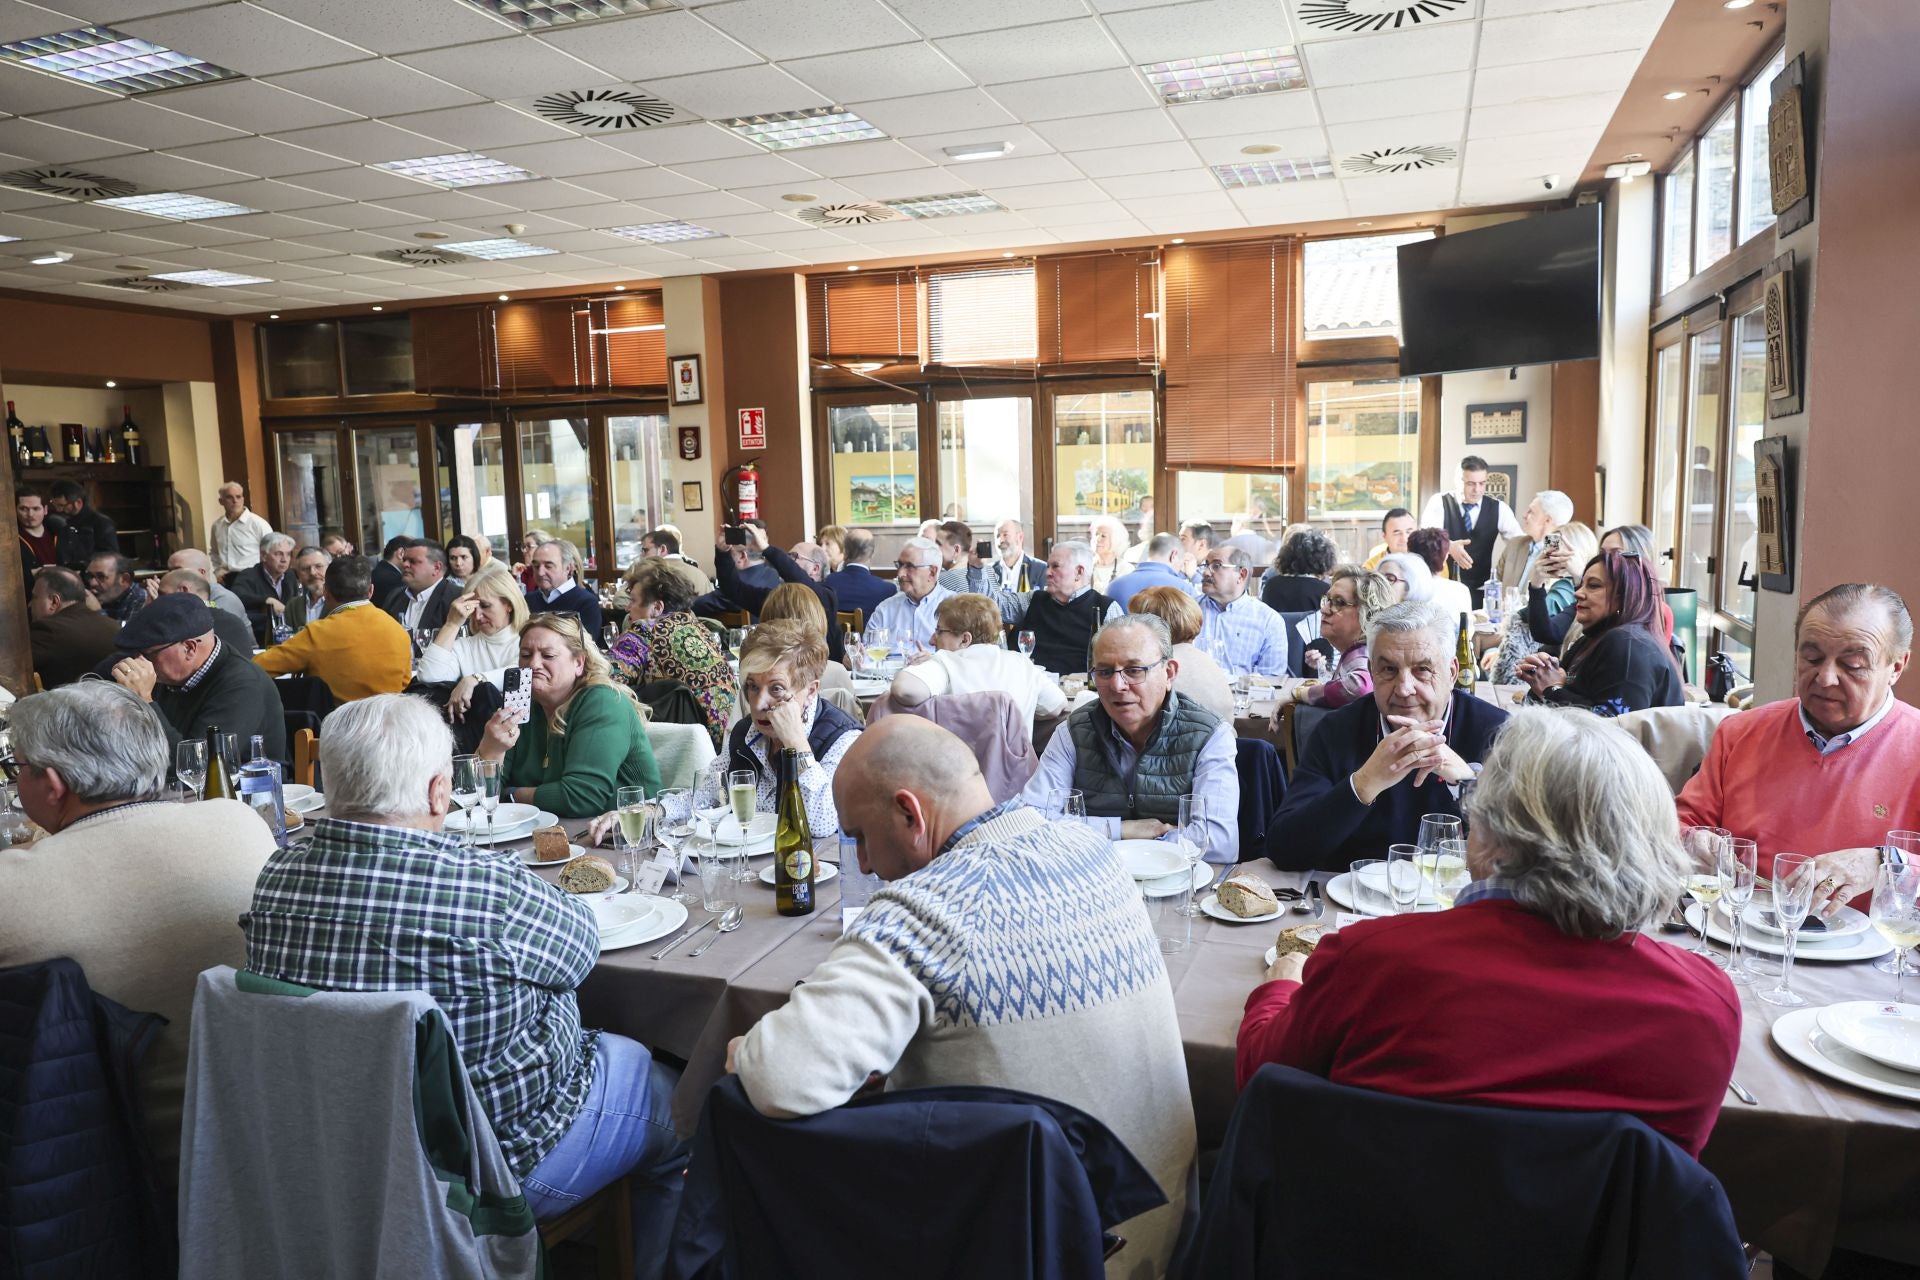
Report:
109,591,286,762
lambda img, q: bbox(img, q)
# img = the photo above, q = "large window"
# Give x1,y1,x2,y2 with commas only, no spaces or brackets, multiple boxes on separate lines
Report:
353,426,424,547
274,430,344,547
1682,328,1724,657
1305,378,1420,521
1694,107,1738,275
610,414,670,569
1726,309,1766,633
1661,152,1696,295
936,397,1032,529
1174,471,1287,536
1302,232,1434,340
1053,389,1154,541
1739,49,1786,243
927,267,1036,365
1649,344,1684,572
827,402,919,530
1658,44,1784,297
520,417,595,568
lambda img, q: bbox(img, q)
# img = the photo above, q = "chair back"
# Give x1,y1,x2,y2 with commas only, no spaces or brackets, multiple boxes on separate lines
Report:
837,608,864,635
867,689,1036,803
291,728,319,789
178,967,541,1280
1186,1064,1747,1280
818,686,866,722
646,721,719,792
1610,703,1739,795
717,609,751,630
1233,737,1285,863
1279,611,1315,679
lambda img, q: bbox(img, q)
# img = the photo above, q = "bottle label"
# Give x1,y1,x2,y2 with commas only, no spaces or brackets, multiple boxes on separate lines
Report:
782,849,813,882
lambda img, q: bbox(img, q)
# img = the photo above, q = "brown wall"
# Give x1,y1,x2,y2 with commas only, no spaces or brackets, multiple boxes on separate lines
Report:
210,320,267,508
717,274,808,547
1548,359,1601,524
0,292,215,384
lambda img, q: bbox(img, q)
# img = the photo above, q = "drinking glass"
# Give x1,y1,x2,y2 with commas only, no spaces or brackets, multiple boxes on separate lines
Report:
1062,789,1086,820
692,824,739,914
727,769,758,830
651,787,697,905
0,791,24,849
1434,839,1472,907
476,759,502,846
1231,675,1252,719
615,785,650,892
865,627,891,672
1876,832,1920,976
1176,793,1211,917
1719,837,1759,984
1681,826,1730,965
1016,630,1037,659
450,754,481,850
1349,858,1387,915
1757,853,1817,1007
1416,814,1462,897
175,739,208,801
414,625,437,656
726,627,749,659
1868,861,1920,1004
1385,844,1423,914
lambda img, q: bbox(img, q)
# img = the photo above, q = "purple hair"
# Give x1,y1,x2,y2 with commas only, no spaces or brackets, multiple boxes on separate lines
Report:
1571,549,1680,673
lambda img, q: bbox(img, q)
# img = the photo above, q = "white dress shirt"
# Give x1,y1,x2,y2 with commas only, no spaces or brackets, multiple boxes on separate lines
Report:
866,584,955,652
889,644,1070,737
208,510,274,575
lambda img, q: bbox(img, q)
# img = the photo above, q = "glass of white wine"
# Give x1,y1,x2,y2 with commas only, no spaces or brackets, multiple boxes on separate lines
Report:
1433,839,1472,908
1681,826,1731,966
450,755,481,850
1416,813,1462,900
727,769,759,883
1869,861,1920,1005
1876,832,1920,976
615,785,649,893
865,626,891,673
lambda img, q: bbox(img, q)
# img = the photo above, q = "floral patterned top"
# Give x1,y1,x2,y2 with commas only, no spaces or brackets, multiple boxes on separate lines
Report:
606,610,735,747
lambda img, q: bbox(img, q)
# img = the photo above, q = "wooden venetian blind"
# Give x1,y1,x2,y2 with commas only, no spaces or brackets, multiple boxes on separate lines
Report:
1037,250,1158,366
596,291,666,389
925,264,1036,367
1163,237,1300,468
492,300,582,394
410,305,490,395
807,270,919,362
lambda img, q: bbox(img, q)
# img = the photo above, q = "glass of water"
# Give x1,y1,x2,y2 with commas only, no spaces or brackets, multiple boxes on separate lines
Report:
450,754,481,850
1757,852,1817,1007
1385,844,1424,914
1177,793,1211,918
175,739,208,802
1017,630,1037,659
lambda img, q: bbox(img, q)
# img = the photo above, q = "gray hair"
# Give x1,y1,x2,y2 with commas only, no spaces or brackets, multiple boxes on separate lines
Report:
544,538,581,574
160,568,210,599
1466,707,1684,940
1534,490,1574,525
1601,524,1654,559
294,545,330,565
1094,613,1173,662
1052,539,1094,573
1377,552,1433,603
260,532,296,555
1797,583,1914,654
320,694,453,819
1214,545,1253,573
1146,532,1181,559
11,682,168,803
899,536,941,569
1365,599,1456,656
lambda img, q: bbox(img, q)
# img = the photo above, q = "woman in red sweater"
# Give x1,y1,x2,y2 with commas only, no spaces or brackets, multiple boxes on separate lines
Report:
1238,706,1740,1156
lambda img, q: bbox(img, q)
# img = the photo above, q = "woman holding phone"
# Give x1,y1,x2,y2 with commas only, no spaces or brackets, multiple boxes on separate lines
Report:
478,613,661,817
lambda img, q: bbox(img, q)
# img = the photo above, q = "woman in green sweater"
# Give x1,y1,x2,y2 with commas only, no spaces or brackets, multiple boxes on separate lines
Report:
477,612,660,817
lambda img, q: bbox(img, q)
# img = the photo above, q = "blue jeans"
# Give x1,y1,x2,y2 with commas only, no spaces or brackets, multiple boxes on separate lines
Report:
523,1033,688,1280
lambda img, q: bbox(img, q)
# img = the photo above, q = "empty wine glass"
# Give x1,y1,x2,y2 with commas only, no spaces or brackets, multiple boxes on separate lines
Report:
1177,793,1211,917
1757,852,1816,1007
476,758,502,846
1681,826,1730,966
1876,831,1920,976
450,755,481,850
1017,630,1037,659
1717,837,1758,983
1386,844,1423,914
175,739,208,802
1062,789,1086,820
1869,860,1920,1004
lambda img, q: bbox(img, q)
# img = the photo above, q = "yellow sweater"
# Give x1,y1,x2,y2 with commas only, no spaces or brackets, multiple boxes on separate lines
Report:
254,600,413,702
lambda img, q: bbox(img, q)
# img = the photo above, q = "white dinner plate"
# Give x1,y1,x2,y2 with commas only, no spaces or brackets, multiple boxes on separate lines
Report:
282,783,315,806
1140,863,1213,900
287,791,326,814
1354,860,1443,908
1201,891,1284,924
1687,904,1891,962
1739,897,1873,941
597,897,689,952
1325,870,1440,918
1113,839,1191,880
1816,1002,1920,1075
1771,1006,1920,1105
758,860,839,886
591,895,658,935
448,803,540,834
713,813,777,846
473,811,559,846
520,842,587,868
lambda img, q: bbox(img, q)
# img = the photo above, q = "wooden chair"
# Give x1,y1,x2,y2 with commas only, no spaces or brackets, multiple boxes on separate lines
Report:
30,673,44,692
539,1176,634,1280
717,609,751,629
837,608,864,635
292,729,319,789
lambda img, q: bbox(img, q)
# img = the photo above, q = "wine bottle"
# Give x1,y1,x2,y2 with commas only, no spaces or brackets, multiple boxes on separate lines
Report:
772,747,816,917
1455,612,1477,694
101,420,118,464
121,406,142,467
29,425,52,467
4,402,23,470
203,726,235,801
63,424,81,463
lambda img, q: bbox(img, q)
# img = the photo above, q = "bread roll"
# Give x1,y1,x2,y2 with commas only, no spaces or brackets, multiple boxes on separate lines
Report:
1217,875,1280,918
1272,924,1329,959
559,855,616,894
533,824,571,862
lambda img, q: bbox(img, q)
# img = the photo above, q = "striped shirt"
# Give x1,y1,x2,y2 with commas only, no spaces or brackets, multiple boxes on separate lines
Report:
1197,592,1290,677
241,817,600,1176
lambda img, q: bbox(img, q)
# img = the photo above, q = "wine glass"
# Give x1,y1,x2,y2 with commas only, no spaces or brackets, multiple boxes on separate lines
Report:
726,769,758,882
726,627,749,659
865,626,891,672
476,759,502,846
1416,814,1462,897
175,739,208,802
1434,839,1472,907
615,785,649,893
414,625,437,657
1349,858,1387,915
1757,852,1816,1007
1016,630,1036,659
1719,837,1759,985
1176,793,1211,918
1876,831,1920,976
1062,789,1086,820
650,787,697,905
1680,826,1730,966
1385,844,1423,914
450,755,481,850
1868,860,1920,1004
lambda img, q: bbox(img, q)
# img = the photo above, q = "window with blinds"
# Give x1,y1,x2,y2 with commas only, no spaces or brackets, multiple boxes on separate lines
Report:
410,305,490,396
493,300,583,394
595,292,666,389
807,270,918,362
1037,251,1158,367
1163,238,1301,468
926,265,1036,366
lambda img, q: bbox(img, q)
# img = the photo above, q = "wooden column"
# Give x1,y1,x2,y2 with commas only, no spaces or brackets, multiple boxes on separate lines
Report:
0,377,31,697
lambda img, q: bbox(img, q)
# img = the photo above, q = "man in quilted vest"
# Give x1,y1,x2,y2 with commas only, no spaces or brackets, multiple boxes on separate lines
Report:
1023,614,1240,864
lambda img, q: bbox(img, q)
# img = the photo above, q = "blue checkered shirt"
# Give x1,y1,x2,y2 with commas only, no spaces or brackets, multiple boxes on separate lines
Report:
242,816,601,1176
1197,592,1290,677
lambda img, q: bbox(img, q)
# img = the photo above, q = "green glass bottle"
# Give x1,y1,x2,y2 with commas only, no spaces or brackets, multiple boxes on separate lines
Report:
773,747,816,916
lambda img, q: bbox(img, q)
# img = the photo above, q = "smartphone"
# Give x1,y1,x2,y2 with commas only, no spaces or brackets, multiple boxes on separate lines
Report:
502,667,534,725
723,525,748,547
1544,532,1563,550
975,539,992,560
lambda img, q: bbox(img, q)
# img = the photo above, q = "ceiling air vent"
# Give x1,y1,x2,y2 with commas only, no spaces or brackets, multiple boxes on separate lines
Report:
1342,144,1458,175
1295,0,1470,35
101,277,188,293
377,246,474,266
1,167,136,200
795,202,909,227
534,87,679,131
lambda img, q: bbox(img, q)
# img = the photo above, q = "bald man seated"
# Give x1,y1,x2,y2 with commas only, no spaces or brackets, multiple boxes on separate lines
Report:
725,717,1197,1276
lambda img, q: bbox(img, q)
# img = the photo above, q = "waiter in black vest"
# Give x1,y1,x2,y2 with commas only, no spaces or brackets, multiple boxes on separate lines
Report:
1418,455,1522,608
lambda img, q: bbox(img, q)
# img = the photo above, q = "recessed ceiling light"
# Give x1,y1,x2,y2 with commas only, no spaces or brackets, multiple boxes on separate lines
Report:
845,265,859,271
610,220,723,243
437,238,556,259
613,284,626,290
1141,47,1306,106
414,231,451,241
498,293,510,301
1001,251,1015,258
456,0,661,30
104,380,115,388
1357,221,1373,228
721,106,885,151
371,305,383,311
1170,237,1185,244
1723,0,1755,8
0,25,238,95
1241,144,1282,156
1213,158,1334,188
150,268,272,286
373,153,536,188
944,141,1012,161
269,313,280,319
882,191,1003,219
780,193,818,203
1604,161,1653,181
29,251,73,265
1663,90,1689,100
95,192,258,220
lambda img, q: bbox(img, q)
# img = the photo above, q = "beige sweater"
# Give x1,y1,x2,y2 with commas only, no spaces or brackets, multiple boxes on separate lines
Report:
0,799,276,1186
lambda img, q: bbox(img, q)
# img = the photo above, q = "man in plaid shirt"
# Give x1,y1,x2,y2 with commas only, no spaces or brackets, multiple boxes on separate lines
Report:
243,694,686,1262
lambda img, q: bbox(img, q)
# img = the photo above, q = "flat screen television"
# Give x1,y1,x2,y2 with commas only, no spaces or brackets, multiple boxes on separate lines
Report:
1396,204,1602,377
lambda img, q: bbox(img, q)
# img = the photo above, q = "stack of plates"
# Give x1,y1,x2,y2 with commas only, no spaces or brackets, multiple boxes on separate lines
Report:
282,784,326,815
683,810,777,855
592,894,689,953
1325,866,1441,918
1114,839,1190,882
1685,899,1892,964
447,804,557,847
1772,1001,1920,1104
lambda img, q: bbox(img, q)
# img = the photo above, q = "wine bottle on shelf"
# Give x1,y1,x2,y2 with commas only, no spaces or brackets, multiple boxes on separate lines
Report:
63,424,81,463
101,421,118,464
121,405,142,467
29,425,53,467
4,402,22,470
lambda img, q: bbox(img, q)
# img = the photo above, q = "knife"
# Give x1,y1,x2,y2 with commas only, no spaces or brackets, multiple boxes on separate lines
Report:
650,914,719,960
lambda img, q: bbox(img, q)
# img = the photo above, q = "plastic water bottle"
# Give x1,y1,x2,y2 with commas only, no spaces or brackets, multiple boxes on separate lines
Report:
239,737,287,848
1482,580,1504,628
837,830,881,933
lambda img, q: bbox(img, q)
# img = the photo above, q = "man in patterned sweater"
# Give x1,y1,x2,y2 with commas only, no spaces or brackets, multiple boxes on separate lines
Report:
731,717,1196,1277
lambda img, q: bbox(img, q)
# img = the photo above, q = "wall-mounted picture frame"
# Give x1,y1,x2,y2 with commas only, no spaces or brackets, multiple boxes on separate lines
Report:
681,481,704,512
1763,251,1802,416
1769,54,1812,236
1465,401,1527,444
1754,435,1792,593
1484,464,1518,510
670,354,703,405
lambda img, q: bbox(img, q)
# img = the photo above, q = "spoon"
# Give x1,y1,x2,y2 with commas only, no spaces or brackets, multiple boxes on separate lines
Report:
687,904,744,957
1293,879,1320,916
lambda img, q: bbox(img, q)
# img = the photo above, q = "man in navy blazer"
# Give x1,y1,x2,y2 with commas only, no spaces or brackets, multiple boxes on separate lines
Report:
525,537,603,637
820,527,896,624
1267,602,1508,871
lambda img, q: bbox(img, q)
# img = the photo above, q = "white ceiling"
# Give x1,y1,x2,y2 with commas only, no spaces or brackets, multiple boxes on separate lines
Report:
0,0,1672,314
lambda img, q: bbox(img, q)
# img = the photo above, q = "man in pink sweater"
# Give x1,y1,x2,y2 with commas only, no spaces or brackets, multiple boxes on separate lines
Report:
1677,583,1917,918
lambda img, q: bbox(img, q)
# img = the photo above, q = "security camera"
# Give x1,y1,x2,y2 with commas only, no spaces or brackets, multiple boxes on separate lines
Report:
1541,174,1563,192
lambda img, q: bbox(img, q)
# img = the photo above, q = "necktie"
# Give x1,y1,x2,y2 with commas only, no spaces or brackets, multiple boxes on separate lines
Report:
1462,503,1477,531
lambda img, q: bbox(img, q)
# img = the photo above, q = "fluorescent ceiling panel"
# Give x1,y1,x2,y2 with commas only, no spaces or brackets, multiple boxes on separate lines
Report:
1141,47,1306,105
0,26,238,95
372,152,538,187
720,106,885,152
436,237,558,259
883,191,1003,219
93,192,261,220
150,269,274,286
456,0,661,30
1212,157,1334,187
610,221,725,243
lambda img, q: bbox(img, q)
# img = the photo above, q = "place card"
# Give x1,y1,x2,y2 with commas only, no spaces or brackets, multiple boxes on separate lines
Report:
633,863,670,897
1334,912,1363,930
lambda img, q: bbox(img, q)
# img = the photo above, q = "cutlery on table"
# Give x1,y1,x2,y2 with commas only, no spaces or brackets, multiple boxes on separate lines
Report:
1727,1079,1758,1106
1294,880,1321,916
686,905,744,957
650,914,719,960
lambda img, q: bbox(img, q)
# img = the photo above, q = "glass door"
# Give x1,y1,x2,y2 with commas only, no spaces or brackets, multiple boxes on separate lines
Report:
519,416,596,573
935,395,1033,531
823,398,922,566
1648,342,1685,576
352,425,425,551
1719,306,1767,678
274,428,346,548
610,412,670,570
1680,327,1724,662
1051,387,1154,544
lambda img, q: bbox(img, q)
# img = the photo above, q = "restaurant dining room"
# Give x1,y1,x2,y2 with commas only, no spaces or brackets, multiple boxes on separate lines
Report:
3,0,1919,1277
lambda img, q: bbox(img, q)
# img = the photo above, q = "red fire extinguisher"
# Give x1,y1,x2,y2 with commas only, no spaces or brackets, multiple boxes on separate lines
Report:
721,462,760,525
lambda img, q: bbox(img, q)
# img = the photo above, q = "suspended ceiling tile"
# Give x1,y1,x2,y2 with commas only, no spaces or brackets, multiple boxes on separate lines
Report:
983,178,1107,208
640,64,826,119
882,0,1087,38
396,37,620,101
1103,0,1298,64
720,177,866,208
789,139,934,179
786,43,971,104
593,121,762,165
1286,0,1477,42
846,88,1015,138
149,79,362,132
899,123,1055,167
367,189,519,220
1165,89,1320,140
1477,1,1668,68
1315,71,1470,125
1468,90,1620,140
563,168,714,201
1189,127,1331,165
0,117,140,163
391,104,577,151
834,166,967,201
627,188,762,218
697,210,815,235
936,20,1127,86
1128,189,1240,220
283,165,441,201
670,152,817,189
16,201,156,231
267,60,484,117
698,0,920,61
184,178,343,212
1470,49,1643,105
1097,167,1223,198
1325,110,1465,156
1302,23,1477,87
535,9,758,82
0,58,123,114
1019,199,1132,227
987,69,1157,123
118,5,374,78
271,120,457,165
938,152,1080,187
31,100,244,152
167,136,356,179
1028,110,1179,153
92,149,250,189
252,0,517,56
285,201,431,230
1067,139,1201,179
485,137,636,176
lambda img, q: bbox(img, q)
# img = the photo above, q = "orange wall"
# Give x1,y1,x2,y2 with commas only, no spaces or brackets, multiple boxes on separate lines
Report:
0,292,216,384
717,274,809,546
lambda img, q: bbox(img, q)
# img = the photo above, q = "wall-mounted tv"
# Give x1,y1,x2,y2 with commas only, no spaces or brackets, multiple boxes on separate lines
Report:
1396,204,1602,378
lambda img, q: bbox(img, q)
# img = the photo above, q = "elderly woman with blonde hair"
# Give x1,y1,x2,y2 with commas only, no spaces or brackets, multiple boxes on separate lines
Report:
890,593,1069,736
1129,586,1234,722
1287,566,1397,711
696,618,863,838
759,582,856,699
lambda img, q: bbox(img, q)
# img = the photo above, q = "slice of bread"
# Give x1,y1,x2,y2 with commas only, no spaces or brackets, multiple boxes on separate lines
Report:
1217,875,1280,918
532,824,572,862
559,855,616,894
1272,923,1330,959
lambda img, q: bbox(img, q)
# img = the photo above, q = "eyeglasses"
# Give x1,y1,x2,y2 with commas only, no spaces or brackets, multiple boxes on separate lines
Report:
893,560,933,573
1091,658,1167,684
1320,595,1355,614
139,639,184,662
1200,560,1239,575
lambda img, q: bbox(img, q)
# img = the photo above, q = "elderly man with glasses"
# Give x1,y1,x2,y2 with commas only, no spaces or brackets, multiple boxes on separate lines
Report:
1196,545,1290,678
1022,615,1239,863
1004,540,1123,676
865,536,955,654
106,591,286,761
